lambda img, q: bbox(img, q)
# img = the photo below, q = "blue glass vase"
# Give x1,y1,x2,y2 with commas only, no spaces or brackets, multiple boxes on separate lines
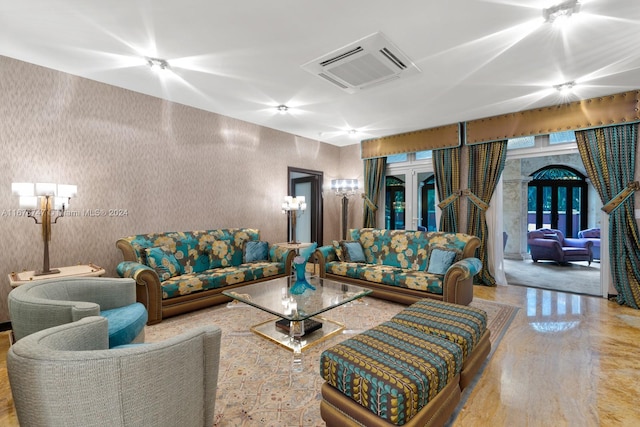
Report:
290,262,315,295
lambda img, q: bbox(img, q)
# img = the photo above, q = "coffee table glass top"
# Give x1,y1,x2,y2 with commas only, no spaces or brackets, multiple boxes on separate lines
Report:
222,275,372,321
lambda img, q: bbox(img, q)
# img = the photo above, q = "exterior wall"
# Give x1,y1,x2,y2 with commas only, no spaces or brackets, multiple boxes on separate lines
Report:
0,56,357,321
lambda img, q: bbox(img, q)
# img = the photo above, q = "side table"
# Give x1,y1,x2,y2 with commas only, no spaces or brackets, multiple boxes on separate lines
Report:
8,263,106,288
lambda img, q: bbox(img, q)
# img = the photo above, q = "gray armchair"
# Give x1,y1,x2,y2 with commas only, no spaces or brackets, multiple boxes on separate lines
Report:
7,316,222,427
8,277,147,347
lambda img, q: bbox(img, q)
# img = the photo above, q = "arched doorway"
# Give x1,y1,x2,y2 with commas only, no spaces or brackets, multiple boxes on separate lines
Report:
528,165,588,238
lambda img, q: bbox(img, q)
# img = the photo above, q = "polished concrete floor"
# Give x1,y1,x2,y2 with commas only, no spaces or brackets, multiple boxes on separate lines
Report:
2,283,640,426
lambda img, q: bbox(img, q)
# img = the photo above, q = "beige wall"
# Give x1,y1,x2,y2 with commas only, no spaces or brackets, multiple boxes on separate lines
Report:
0,56,362,321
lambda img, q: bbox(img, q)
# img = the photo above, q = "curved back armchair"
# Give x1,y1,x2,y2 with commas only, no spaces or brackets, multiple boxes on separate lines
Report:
527,228,593,265
8,277,147,347
578,227,601,260
7,316,222,427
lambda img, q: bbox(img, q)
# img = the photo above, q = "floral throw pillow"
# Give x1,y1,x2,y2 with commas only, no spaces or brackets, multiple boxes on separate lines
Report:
145,246,181,281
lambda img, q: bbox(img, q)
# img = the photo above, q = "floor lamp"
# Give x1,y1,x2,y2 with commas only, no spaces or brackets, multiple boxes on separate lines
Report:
331,179,359,240
12,182,77,275
282,196,306,244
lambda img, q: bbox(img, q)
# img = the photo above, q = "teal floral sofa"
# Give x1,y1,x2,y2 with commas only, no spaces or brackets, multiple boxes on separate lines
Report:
315,228,482,306
116,228,294,324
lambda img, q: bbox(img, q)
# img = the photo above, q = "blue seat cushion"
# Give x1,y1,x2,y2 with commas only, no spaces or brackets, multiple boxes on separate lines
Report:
101,303,148,348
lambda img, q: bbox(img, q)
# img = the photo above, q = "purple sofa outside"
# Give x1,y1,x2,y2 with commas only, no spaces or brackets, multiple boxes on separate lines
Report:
578,228,601,260
527,228,593,265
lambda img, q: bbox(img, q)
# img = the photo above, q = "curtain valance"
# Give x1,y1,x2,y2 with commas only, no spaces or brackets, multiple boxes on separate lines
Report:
360,123,460,159
360,90,639,156
465,90,640,145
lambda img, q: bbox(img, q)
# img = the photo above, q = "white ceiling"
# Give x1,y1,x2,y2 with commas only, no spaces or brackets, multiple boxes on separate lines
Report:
1,0,639,147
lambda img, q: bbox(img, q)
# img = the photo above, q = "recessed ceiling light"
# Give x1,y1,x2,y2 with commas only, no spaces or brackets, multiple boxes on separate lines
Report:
553,81,576,94
276,104,289,114
543,0,581,24
146,57,169,70
348,129,358,137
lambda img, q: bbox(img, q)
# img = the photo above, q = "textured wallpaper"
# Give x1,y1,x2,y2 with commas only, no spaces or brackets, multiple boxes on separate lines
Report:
0,56,362,321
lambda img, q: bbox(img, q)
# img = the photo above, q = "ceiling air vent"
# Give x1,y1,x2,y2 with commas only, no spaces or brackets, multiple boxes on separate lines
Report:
301,32,420,94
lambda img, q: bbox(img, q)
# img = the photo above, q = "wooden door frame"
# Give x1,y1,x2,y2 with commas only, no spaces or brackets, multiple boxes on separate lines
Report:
288,167,324,245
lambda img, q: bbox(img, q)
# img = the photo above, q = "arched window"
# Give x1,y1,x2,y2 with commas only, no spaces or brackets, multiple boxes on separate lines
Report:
528,165,588,237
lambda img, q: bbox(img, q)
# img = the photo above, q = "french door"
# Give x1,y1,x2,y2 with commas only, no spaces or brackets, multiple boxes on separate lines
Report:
384,167,435,231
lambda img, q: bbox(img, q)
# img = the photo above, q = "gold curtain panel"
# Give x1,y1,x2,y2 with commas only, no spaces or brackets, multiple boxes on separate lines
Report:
361,123,460,159
465,90,640,145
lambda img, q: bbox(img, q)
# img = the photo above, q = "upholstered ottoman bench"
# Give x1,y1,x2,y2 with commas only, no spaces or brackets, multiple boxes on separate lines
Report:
391,299,491,390
320,321,463,427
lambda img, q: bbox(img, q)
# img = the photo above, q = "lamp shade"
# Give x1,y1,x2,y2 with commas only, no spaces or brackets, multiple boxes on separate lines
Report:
331,179,359,195
11,182,34,197
19,196,38,209
35,183,57,196
57,184,77,198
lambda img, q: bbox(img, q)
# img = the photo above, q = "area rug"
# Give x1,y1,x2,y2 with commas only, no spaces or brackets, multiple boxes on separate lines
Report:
504,258,601,296
145,297,518,427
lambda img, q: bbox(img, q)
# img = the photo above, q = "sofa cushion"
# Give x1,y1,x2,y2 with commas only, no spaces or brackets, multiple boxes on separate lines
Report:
356,265,399,286
209,240,234,269
243,241,269,263
101,302,148,348
325,261,361,279
158,263,285,299
427,248,457,275
342,241,366,263
391,299,487,360
394,271,444,294
320,320,462,426
145,246,182,281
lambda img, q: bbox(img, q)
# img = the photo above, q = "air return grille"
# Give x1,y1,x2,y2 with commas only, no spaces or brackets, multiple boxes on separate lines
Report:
301,32,420,94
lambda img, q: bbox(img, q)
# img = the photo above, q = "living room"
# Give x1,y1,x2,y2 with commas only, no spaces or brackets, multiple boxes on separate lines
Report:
2,1,640,426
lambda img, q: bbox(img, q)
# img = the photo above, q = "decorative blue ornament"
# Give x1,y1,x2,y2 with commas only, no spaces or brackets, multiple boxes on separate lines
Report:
289,242,317,295
290,261,315,294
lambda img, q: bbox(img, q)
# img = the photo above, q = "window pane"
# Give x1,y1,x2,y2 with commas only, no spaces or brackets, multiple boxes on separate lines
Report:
549,131,576,144
385,175,405,230
415,150,432,160
507,136,535,149
387,154,407,164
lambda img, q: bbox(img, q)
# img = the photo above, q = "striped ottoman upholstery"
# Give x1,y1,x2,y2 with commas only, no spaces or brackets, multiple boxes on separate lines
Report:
391,299,487,360
390,298,491,390
320,321,463,426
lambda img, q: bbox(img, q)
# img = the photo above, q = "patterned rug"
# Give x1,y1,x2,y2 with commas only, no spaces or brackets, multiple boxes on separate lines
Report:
145,297,519,427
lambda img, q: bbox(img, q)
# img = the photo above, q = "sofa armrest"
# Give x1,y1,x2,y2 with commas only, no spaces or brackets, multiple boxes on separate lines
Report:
314,246,337,278
564,238,593,250
116,262,163,325
442,257,482,305
528,238,561,249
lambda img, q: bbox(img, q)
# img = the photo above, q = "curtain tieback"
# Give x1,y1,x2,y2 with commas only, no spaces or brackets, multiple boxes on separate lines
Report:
437,189,489,211
461,189,490,211
361,193,378,212
437,191,460,210
602,181,640,214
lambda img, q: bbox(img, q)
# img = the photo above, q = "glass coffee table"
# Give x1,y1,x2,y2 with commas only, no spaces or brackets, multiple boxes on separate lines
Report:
222,275,371,371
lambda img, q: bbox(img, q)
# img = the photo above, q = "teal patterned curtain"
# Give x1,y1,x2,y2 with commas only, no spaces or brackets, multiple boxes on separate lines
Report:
362,157,386,228
575,123,640,308
466,141,508,286
433,147,460,233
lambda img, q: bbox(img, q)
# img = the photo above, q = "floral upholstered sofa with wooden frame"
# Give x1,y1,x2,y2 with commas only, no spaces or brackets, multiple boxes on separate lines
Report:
315,228,482,306
116,228,294,324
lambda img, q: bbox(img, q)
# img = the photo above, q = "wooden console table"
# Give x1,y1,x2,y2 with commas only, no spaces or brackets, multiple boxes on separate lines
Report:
8,263,106,288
